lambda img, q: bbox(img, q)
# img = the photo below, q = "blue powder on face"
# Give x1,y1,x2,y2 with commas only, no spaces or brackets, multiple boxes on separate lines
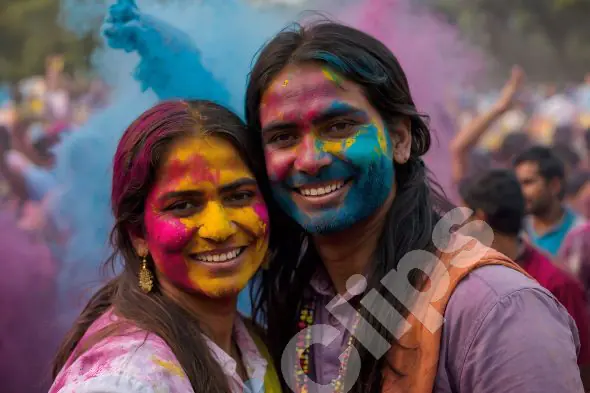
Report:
271,122,395,234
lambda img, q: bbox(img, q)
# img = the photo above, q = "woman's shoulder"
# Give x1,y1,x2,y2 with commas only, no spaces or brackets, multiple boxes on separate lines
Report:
50,311,192,393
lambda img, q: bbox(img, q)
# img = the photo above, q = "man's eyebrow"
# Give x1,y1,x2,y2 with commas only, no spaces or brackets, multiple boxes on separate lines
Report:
261,104,368,134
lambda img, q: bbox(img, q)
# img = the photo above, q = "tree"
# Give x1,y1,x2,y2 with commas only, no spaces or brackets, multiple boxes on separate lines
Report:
427,0,590,81
0,0,98,82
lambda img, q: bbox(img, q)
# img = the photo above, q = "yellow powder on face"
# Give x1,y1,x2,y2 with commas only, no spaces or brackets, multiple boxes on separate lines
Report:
161,135,270,297
184,202,235,242
376,123,388,154
321,67,344,87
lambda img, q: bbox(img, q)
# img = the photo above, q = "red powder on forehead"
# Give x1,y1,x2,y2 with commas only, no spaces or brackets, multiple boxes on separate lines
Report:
264,78,339,109
162,153,220,185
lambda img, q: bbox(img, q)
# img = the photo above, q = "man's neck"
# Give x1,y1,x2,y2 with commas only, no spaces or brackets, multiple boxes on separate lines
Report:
161,282,237,354
491,233,520,263
532,203,565,235
312,192,393,295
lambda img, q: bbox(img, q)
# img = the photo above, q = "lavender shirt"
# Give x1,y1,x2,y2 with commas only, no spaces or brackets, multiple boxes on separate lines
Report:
310,265,584,392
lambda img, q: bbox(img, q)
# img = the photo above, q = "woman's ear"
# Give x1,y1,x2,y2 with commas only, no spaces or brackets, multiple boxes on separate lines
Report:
131,236,149,257
390,117,412,164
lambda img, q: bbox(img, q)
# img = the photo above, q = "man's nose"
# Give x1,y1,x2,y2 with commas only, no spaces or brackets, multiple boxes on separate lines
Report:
293,134,332,176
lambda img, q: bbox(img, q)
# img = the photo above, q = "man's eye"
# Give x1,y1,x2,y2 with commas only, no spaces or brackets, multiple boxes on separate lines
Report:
323,121,358,137
267,132,299,147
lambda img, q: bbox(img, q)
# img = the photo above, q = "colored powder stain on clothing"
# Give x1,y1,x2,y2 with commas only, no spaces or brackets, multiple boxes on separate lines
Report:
152,356,185,377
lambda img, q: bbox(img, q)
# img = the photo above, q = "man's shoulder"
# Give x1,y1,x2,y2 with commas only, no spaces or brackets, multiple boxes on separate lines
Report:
445,263,557,324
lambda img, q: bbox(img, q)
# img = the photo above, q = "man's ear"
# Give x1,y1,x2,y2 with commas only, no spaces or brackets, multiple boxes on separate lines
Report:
390,117,412,165
548,177,563,199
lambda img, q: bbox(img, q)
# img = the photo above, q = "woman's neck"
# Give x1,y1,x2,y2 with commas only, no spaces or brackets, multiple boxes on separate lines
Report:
312,191,394,295
161,282,238,354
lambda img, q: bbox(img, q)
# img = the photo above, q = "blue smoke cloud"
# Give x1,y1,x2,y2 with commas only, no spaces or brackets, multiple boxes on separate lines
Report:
53,0,326,317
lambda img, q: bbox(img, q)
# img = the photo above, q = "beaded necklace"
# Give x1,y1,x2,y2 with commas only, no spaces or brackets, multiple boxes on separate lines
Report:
295,299,360,393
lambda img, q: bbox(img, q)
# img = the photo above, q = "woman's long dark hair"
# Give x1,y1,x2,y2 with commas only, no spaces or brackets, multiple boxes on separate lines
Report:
52,100,273,393
246,21,453,393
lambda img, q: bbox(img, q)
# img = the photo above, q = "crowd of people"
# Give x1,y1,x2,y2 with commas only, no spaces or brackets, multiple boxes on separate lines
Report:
0,56,110,393
2,7,590,393
0,55,109,229
450,66,590,300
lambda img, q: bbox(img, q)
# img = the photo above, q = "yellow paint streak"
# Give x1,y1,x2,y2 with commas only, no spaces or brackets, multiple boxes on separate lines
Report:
320,139,347,156
321,67,344,87
152,356,184,377
376,122,388,154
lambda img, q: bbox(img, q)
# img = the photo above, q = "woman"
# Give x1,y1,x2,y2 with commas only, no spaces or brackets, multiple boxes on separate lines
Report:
50,100,281,393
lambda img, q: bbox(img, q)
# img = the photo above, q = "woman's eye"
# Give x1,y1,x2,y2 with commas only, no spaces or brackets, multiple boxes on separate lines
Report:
165,201,198,214
225,191,255,204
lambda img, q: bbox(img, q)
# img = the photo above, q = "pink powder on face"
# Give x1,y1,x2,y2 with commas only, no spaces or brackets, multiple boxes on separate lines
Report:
261,69,341,182
264,149,294,182
253,201,270,228
143,203,195,289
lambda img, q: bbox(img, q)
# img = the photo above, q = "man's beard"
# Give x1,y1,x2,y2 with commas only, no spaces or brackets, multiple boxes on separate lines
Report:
528,198,551,217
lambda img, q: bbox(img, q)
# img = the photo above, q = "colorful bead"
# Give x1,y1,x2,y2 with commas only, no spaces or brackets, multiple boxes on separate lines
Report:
294,300,360,393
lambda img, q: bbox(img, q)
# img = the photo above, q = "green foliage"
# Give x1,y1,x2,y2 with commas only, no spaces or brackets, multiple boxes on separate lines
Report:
0,0,98,82
428,0,590,81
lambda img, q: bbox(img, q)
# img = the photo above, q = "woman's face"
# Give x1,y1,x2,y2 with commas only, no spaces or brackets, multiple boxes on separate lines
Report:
140,134,269,297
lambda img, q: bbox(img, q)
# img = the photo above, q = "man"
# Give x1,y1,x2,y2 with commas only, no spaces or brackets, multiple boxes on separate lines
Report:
247,22,584,393
459,169,590,366
514,146,585,256
565,171,590,219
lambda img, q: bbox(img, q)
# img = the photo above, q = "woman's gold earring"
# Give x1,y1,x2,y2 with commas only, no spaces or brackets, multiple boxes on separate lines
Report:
138,256,154,293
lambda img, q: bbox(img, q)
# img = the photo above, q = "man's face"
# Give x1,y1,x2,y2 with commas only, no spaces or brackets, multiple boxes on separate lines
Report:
514,161,555,216
258,64,396,234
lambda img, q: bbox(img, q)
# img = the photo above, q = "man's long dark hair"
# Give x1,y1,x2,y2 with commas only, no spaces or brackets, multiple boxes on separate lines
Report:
245,21,453,393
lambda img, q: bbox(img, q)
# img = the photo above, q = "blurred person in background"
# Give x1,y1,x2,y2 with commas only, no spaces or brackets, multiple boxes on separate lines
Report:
450,66,525,185
44,55,72,124
494,131,532,168
536,83,577,128
459,169,590,367
4,118,58,204
552,142,581,179
577,73,590,111
560,223,590,302
565,171,590,219
514,146,585,256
